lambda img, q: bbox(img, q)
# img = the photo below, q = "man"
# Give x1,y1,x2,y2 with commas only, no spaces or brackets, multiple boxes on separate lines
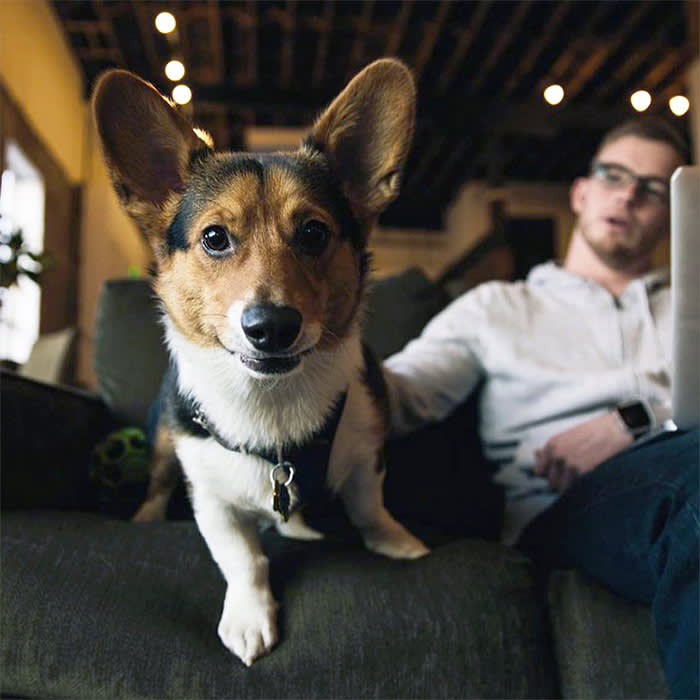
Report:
383,118,698,699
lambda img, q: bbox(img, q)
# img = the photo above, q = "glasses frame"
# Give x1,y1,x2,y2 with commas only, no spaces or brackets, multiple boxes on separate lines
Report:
589,161,670,205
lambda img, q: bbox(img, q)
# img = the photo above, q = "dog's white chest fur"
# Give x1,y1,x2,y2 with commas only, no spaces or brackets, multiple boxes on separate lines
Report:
166,319,379,515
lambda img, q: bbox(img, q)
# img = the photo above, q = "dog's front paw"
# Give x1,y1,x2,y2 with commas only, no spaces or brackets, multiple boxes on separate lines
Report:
218,585,279,666
362,519,430,560
275,511,325,541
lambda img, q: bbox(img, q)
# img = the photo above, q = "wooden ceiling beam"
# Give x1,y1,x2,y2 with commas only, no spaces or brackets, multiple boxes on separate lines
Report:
346,0,375,80
92,0,126,67
593,12,680,101
470,0,533,94
311,1,335,88
205,0,225,85
130,1,162,81
228,2,259,87
564,1,655,101
283,1,297,89
383,0,413,57
412,0,452,81
537,2,611,90
437,0,491,95
503,0,572,96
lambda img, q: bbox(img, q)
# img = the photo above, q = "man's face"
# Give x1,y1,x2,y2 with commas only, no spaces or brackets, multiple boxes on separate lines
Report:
570,134,683,270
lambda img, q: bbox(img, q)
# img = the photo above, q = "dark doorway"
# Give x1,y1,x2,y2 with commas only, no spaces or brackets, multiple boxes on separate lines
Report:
505,218,555,280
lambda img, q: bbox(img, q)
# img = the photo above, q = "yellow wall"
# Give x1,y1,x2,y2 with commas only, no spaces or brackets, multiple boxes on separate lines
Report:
0,0,84,183
0,0,149,388
371,181,575,280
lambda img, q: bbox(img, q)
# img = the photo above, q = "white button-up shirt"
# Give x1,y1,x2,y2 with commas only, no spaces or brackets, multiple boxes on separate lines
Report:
384,262,671,544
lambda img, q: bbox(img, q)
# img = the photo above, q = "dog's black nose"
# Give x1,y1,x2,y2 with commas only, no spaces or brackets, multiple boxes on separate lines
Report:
241,304,302,353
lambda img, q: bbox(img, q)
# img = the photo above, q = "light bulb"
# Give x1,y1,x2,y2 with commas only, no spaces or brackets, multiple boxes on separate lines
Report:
165,60,185,82
172,84,192,105
155,12,176,34
630,90,651,112
543,84,564,106
669,95,690,117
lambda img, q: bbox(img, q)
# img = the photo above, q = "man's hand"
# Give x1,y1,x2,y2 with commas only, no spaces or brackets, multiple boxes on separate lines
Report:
534,412,634,492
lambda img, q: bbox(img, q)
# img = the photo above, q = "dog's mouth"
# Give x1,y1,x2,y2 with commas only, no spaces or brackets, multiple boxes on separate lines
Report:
239,353,302,375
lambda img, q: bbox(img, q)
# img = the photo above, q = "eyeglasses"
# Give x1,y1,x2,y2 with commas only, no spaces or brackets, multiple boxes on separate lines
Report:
589,161,669,205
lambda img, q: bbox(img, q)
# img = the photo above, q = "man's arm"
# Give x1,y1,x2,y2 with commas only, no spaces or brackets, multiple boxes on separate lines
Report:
382,293,486,435
534,398,671,491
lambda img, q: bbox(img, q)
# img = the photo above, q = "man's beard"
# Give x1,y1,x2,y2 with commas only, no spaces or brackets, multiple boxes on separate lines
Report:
582,221,656,271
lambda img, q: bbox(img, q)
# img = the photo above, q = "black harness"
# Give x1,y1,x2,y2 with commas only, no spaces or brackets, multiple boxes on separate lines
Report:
182,392,348,521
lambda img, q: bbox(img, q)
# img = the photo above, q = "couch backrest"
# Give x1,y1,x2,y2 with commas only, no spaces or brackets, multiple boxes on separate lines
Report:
93,268,450,428
94,279,169,428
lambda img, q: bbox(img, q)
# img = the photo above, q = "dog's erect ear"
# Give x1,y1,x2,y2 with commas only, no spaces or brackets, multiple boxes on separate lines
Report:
92,69,207,211
307,59,415,220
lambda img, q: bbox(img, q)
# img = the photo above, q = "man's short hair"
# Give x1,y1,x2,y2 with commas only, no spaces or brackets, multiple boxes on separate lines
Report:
593,117,691,166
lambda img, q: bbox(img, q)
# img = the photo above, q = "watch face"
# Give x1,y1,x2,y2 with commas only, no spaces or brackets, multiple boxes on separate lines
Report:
619,402,651,430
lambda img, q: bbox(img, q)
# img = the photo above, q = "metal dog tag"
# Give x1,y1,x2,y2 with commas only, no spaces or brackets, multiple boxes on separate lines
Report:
270,462,295,521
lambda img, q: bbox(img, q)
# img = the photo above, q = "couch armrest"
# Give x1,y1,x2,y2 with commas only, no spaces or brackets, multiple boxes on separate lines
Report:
1,371,118,510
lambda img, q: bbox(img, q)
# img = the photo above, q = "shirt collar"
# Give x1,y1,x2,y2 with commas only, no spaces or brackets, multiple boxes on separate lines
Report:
527,261,669,295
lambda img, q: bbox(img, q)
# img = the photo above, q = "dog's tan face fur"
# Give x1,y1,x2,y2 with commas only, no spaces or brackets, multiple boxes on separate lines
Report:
154,155,363,356
93,60,415,376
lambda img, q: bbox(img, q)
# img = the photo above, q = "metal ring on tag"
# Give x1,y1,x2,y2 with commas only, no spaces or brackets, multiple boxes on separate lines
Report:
270,463,295,487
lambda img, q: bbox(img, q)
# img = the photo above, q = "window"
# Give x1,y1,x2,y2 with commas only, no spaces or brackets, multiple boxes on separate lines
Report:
0,140,46,363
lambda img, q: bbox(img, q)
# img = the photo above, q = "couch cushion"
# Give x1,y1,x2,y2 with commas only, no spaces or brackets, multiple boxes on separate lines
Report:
548,570,668,699
363,267,451,361
1,511,556,699
94,278,169,428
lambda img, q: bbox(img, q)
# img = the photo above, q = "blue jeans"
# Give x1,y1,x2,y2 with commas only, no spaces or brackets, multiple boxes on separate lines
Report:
517,429,699,699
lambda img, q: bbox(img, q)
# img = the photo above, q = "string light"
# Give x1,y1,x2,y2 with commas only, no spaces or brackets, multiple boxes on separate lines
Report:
155,12,176,34
543,84,564,106
165,60,185,81
669,95,690,117
630,90,651,112
172,84,192,105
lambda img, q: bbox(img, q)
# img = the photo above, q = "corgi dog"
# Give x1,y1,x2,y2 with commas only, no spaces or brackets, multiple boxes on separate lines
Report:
92,58,429,667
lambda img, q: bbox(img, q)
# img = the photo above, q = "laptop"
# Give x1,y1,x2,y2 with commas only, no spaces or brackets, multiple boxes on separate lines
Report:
669,165,699,431
636,165,699,446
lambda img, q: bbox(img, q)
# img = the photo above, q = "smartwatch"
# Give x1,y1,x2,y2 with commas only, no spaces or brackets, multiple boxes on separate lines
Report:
615,399,653,437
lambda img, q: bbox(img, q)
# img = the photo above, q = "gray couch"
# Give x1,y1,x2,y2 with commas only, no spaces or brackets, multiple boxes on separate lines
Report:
1,269,669,699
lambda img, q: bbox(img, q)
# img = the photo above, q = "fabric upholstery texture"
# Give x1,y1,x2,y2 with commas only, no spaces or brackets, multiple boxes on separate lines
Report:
94,279,169,428
1,511,556,699
548,570,668,698
0,371,114,510
363,268,451,361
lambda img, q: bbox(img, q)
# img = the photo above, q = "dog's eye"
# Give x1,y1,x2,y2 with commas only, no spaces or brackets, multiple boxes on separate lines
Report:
295,220,330,257
201,225,233,255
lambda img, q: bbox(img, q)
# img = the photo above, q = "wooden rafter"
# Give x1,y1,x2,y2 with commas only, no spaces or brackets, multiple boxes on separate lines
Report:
346,0,375,79
92,0,126,67
383,0,413,57
436,1,491,95
469,0,533,94
412,0,451,81
205,0,225,85
593,12,681,101
311,1,335,88
537,2,612,90
130,1,161,81
503,0,572,96
564,1,655,101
